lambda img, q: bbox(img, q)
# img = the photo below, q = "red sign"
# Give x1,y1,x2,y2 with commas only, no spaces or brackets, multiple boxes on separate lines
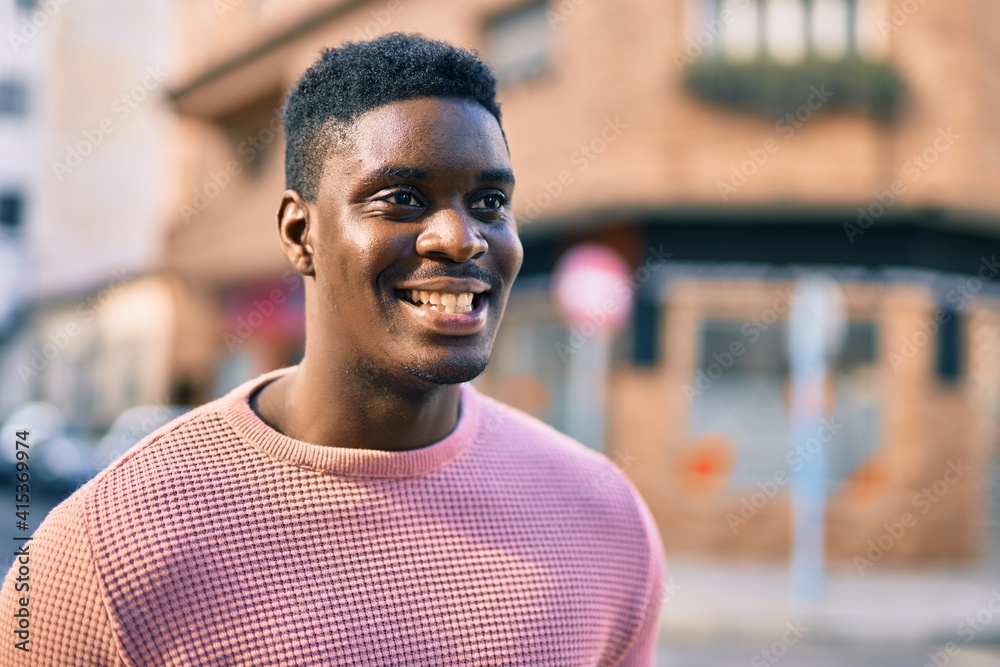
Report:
552,244,634,335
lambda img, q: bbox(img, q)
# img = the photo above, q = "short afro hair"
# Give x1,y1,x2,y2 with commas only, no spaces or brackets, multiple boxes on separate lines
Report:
281,32,503,200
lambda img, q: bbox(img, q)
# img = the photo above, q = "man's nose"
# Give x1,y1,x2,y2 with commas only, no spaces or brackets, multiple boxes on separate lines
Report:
415,206,488,262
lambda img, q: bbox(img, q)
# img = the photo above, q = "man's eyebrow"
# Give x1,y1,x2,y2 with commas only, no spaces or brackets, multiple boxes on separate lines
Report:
479,168,515,186
370,166,431,182
364,166,514,186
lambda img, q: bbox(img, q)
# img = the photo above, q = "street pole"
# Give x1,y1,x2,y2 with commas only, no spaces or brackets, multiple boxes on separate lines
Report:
788,275,845,610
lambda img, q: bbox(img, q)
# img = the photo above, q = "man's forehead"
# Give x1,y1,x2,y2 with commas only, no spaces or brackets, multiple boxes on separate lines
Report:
352,95,498,127
329,98,510,183
349,98,507,157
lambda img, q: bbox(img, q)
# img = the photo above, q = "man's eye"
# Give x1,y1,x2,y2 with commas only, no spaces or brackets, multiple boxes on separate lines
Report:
470,194,506,211
384,191,422,207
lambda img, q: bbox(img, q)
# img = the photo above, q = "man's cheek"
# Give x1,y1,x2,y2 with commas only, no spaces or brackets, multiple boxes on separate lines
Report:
502,238,523,280
488,228,521,271
511,239,524,276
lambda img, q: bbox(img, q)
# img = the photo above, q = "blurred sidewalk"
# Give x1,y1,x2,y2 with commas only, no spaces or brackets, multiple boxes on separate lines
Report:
659,558,1000,646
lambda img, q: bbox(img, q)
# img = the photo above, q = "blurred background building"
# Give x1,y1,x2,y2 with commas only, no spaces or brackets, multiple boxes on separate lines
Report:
1,0,177,431
0,0,39,417
4,0,1000,661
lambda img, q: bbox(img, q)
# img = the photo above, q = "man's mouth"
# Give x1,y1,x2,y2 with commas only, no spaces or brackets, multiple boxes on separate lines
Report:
396,289,484,314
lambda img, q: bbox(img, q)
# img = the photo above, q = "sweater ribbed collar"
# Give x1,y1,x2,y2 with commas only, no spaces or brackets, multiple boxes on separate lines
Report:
221,366,480,478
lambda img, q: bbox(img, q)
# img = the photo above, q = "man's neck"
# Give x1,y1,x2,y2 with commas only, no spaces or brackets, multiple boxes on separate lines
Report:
250,361,462,452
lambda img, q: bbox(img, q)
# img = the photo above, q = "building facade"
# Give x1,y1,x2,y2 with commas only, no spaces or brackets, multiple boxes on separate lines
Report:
0,0,43,417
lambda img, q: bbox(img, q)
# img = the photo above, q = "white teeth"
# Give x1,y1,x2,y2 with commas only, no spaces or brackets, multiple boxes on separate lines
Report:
404,290,476,314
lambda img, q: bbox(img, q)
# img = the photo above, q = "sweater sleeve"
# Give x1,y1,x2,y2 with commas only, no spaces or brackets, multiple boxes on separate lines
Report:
614,488,666,667
0,488,125,667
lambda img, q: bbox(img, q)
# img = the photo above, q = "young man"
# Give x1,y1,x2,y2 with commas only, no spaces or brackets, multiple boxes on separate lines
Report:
1,34,665,665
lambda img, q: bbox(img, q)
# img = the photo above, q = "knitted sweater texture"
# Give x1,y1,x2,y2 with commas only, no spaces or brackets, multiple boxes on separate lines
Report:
1,367,665,666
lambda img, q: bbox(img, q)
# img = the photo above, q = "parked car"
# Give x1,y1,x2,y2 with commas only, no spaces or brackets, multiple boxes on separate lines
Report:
0,402,97,498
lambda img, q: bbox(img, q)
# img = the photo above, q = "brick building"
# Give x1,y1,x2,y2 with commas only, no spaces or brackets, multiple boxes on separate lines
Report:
163,0,1000,567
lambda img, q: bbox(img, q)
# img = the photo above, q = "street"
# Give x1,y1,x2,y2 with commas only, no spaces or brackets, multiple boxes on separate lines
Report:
657,641,1000,666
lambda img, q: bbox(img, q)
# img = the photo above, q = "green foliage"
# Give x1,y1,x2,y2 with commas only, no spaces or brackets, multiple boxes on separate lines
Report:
683,56,906,121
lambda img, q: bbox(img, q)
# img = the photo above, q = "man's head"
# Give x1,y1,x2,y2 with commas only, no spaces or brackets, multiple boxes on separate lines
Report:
282,32,504,201
277,34,522,392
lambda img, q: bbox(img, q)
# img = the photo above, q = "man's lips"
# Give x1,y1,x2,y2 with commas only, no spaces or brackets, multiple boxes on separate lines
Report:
395,278,490,294
391,278,491,335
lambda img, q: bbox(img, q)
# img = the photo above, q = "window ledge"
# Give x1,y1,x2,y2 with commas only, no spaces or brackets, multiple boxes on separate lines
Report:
682,56,906,122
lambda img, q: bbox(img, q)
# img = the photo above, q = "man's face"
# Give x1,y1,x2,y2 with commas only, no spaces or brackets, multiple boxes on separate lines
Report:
308,97,522,386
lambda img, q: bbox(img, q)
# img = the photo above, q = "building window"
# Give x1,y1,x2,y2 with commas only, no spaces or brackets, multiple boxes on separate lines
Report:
684,0,902,119
703,0,865,62
0,192,24,230
685,318,880,489
0,80,28,115
935,309,962,382
484,0,551,85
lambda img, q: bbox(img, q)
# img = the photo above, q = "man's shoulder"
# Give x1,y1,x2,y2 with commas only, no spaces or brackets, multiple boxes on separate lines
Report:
104,396,230,470
472,387,622,463
469,387,645,512
74,391,239,509
468,387,664,586
19,393,235,564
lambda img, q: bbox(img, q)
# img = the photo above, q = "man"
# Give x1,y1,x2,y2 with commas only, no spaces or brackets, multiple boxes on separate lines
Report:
1,33,665,665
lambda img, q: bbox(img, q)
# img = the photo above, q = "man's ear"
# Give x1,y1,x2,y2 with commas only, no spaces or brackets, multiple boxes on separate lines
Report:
277,189,315,276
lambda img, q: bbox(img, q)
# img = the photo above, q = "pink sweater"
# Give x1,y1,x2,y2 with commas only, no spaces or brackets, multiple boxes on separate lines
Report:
1,367,665,666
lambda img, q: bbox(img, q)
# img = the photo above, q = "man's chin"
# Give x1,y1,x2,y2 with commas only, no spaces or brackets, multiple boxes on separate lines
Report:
404,356,490,385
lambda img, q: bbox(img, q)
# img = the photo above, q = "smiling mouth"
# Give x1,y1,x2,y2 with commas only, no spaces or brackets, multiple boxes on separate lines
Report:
395,289,485,314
